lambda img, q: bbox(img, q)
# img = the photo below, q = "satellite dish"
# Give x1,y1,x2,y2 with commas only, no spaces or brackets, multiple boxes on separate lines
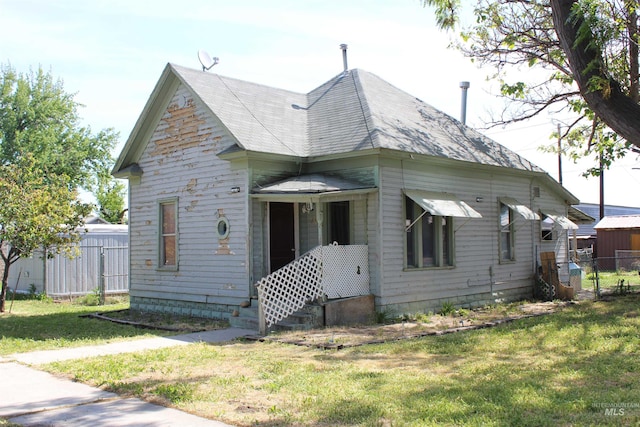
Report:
198,50,219,71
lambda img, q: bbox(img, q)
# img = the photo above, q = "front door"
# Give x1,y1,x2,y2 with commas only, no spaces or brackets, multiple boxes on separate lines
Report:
269,202,296,272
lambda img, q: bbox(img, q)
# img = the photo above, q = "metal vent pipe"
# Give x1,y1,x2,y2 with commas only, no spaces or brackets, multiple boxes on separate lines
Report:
459,81,470,124
340,44,348,72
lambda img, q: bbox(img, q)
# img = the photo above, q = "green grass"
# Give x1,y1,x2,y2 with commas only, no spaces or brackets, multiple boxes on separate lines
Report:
0,299,174,355
583,269,640,293
44,294,640,426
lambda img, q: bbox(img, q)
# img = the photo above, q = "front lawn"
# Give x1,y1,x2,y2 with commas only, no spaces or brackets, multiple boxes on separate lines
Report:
0,299,173,355
45,294,640,426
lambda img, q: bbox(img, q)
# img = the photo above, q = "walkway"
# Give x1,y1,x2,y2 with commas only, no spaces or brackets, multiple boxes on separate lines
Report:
0,328,255,427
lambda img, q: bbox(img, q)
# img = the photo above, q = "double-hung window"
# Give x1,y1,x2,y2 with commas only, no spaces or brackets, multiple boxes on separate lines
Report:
405,195,453,268
499,202,515,261
159,199,178,269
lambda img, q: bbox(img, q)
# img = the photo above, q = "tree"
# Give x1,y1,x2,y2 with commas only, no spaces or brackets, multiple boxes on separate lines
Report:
0,156,91,312
422,0,640,172
0,64,125,306
0,64,121,189
94,173,128,224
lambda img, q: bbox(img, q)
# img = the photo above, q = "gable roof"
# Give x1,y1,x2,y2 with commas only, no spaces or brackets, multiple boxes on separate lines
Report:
114,63,546,176
594,215,640,230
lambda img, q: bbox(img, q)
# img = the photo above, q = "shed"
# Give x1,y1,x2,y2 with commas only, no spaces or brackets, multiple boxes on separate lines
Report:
594,215,640,270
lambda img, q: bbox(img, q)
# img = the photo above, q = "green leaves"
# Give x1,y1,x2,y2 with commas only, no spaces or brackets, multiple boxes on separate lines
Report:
0,64,119,190
0,155,91,262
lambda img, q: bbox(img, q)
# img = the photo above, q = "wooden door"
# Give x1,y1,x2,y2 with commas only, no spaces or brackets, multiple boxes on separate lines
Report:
269,202,295,272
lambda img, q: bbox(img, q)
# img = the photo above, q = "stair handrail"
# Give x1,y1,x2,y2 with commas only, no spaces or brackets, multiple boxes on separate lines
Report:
256,246,324,333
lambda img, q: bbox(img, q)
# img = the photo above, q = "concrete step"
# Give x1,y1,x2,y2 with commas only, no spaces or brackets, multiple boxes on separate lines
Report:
229,315,259,331
231,301,325,333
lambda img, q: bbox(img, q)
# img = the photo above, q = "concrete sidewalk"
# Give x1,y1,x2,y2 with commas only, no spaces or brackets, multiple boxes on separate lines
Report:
0,328,255,426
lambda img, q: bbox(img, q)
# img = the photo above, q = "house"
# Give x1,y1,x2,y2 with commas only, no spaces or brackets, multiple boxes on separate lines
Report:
8,222,129,297
112,62,579,330
593,215,640,270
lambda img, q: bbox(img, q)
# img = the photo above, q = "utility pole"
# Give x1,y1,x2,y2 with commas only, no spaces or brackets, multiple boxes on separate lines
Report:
557,123,563,185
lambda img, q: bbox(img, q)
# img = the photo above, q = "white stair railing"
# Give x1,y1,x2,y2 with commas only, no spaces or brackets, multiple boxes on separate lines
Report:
256,246,324,331
255,244,370,334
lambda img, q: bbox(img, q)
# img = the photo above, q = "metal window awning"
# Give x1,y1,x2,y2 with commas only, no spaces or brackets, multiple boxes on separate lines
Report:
541,210,578,230
405,190,482,218
251,174,377,201
500,197,540,220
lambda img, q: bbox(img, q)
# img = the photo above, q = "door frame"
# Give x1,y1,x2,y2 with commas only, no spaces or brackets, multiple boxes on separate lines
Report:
266,201,299,273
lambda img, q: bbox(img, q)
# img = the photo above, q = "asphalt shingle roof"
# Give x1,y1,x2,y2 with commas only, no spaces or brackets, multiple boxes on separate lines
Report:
170,64,543,171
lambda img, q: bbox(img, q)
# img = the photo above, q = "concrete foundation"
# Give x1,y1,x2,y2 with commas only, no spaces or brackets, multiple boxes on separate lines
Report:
323,294,375,326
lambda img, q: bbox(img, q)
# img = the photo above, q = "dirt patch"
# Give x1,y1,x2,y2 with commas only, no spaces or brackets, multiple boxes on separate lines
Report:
85,309,229,333
256,300,576,349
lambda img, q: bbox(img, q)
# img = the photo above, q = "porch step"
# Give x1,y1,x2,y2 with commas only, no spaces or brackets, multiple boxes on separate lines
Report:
229,300,325,333
229,303,259,331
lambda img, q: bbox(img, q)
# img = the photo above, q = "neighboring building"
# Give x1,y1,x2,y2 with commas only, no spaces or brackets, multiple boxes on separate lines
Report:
8,223,129,297
594,215,640,270
113,63,579,328
571,203,640,255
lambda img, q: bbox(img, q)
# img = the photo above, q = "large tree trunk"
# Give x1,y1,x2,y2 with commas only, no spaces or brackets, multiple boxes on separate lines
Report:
551,0,640,148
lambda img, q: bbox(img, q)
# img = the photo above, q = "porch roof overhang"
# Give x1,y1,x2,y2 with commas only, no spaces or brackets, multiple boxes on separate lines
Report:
405,189,482,218
500,197,540,220
569,206,596,224
541,209,579,230
251,174,377,201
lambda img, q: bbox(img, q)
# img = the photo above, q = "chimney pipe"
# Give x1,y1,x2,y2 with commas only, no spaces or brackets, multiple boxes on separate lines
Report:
459,81,470,125
340,44,348,72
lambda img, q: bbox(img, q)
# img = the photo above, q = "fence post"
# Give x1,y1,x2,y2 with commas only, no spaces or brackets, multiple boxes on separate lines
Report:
99,247,106,305
258,299,266,336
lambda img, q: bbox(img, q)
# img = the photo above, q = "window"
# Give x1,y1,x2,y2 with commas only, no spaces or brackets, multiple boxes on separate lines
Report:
405,196,453,268
159,200,178,268
499,202,514,261
541,216,554,241
328,201,350,245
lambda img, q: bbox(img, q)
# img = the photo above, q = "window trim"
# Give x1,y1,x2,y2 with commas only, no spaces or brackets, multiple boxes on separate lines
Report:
158,198,179,270
499,201,515,263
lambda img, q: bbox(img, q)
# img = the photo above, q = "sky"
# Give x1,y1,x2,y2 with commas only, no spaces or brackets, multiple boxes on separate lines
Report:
2,0,639,207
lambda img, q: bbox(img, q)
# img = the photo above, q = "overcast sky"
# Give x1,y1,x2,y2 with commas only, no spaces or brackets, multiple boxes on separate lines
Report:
2,0,639,207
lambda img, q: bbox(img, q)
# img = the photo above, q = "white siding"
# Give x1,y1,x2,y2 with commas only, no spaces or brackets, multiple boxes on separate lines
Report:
129,85,249,306
376,157,564,313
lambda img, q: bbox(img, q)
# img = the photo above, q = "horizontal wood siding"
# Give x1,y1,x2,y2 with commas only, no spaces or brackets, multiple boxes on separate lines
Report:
533,186,572,278
129,85,249,307
378,158,546,312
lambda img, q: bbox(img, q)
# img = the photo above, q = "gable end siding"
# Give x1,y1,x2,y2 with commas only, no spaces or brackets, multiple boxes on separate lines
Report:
128,85,249,318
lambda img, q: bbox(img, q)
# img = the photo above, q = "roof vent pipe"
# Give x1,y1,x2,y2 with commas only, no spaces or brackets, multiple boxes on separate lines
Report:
340,44,348,72
459,81,470,125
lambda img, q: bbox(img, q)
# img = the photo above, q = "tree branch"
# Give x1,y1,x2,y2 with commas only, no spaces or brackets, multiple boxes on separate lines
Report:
550,0,640,148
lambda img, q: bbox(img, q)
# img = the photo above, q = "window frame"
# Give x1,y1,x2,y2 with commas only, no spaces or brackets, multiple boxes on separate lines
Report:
404,195,455,269
499,201,515,262
158,198,179,270
541,216,554,241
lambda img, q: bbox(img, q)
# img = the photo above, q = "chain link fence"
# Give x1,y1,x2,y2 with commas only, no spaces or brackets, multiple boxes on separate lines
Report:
573,250,640,297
